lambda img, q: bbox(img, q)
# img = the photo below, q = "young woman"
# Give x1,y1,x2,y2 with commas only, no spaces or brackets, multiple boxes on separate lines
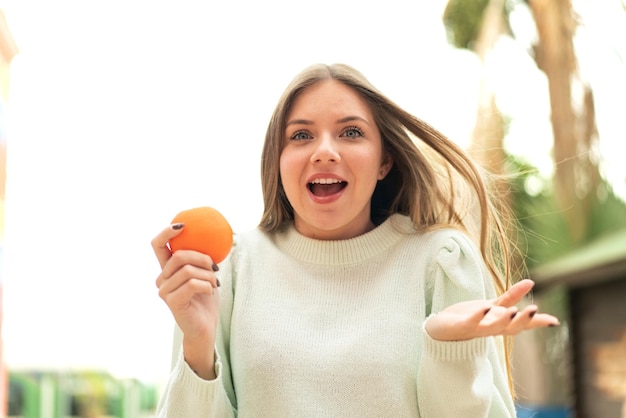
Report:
152,63,559,417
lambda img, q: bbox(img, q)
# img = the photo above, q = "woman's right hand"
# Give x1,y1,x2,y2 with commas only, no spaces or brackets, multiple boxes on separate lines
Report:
152,224,221,379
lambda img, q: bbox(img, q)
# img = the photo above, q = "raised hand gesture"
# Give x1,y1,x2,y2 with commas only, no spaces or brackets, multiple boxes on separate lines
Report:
425,279,559,341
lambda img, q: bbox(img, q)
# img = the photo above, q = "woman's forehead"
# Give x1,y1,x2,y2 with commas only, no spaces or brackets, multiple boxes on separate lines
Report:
286,80,374,120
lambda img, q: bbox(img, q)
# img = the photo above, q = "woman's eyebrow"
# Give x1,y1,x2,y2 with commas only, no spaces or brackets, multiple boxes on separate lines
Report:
286,115,370,127
286,119,313,127
336,115,370,125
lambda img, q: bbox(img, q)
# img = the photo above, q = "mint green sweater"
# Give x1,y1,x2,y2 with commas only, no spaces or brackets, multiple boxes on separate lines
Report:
156,214,517,417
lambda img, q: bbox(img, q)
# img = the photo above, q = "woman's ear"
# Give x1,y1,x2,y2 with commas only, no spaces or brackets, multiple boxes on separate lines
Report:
378,154,393,180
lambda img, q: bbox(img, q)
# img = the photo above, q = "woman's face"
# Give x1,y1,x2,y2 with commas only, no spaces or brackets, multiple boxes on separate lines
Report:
279,79,392,240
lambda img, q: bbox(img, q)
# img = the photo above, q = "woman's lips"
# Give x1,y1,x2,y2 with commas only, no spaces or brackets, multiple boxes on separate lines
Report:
307,178,347,203
308,179,347,197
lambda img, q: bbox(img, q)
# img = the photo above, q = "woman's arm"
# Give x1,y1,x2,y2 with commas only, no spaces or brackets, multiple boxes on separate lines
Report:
152,226,238,417
416,231,556,417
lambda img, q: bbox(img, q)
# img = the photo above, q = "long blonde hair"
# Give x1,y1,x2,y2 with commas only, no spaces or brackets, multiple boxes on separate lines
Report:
259,63,515,386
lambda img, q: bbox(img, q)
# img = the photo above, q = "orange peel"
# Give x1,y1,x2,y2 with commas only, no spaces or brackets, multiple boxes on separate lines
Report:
168,206,233,264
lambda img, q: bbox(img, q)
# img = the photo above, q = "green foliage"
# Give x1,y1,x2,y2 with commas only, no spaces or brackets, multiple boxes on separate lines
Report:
506,154,626,270
443,0,491,49
506,155,572,269
587,184,626,241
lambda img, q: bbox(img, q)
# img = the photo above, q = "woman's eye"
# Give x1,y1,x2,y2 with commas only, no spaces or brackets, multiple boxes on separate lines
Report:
291,131,311,140
342,127,364,138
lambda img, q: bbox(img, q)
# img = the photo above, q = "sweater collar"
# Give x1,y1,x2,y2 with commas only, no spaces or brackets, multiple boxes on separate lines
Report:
272,214,417,266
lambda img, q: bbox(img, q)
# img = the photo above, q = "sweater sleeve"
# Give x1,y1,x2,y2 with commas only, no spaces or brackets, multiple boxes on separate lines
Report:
416,231,517,418
155,330,235,418
155,237,239,418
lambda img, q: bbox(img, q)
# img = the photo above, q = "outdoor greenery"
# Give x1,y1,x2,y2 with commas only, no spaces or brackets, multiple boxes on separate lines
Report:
443,0,492,49
442,0,626,411
443,0,626,267
507,155,626,270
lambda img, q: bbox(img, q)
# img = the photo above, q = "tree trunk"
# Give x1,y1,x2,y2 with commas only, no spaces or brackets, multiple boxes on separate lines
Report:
468,0,506,176
468,0,525,281
527,0,601,244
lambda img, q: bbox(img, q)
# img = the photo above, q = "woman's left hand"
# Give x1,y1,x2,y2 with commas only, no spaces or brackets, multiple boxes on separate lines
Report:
424,279,560,341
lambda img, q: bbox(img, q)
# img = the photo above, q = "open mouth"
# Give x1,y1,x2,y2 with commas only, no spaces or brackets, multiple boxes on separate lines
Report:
308,178,347,197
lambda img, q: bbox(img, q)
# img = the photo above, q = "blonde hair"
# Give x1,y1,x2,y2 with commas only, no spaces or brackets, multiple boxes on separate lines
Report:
259,63,515,386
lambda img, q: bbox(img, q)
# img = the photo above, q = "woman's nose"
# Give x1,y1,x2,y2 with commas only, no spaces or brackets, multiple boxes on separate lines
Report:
310,135,341,164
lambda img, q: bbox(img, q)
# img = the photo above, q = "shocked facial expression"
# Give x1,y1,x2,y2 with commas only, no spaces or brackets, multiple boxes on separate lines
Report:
279,80,393,240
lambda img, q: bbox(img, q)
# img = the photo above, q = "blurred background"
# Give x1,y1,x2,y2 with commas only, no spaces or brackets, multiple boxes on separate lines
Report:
0,0,624,417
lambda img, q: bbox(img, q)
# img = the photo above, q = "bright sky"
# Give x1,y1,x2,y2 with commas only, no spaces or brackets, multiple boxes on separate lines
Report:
1,0,624,386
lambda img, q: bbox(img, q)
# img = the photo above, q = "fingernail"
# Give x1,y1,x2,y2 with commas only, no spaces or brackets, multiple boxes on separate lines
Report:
548,323,560,327
484,308,491,316
529,310,537,318
212,262,220,272
172,223,184,230
510,312,518,320
216,278,221,287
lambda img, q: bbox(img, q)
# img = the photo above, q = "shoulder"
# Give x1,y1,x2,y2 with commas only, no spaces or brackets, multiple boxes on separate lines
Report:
422,227,481,264
394,221,478,261
217,226,275,290
421,227,496,301
234,226,271,246
384,218,484,277
225,226,275,261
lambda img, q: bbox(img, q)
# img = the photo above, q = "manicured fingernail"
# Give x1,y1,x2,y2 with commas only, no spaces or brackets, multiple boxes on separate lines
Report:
172,223,184,230
216,278,221,287
548,323,559,327
510,312,518,320
484,308,491,316
212,262,220,272
529,310,537,318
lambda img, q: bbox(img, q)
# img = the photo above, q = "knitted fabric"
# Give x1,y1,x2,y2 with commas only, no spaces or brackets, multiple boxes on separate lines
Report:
156,214,516,417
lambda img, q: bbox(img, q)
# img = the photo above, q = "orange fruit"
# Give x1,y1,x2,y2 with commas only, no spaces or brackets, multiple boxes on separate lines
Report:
168,206,233,264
